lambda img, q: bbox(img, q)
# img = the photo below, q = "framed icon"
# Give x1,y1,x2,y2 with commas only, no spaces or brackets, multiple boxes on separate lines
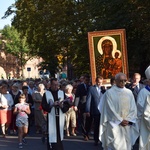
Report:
88,29,128,85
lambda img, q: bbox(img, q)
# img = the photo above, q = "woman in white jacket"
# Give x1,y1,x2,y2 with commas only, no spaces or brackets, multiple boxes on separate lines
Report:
0,82,14,137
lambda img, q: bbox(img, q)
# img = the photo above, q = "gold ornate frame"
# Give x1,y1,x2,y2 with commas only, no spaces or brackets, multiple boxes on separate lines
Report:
88,29,128,85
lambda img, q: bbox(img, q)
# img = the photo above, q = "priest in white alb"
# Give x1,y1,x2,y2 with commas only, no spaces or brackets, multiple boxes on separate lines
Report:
98,72,139,150
137,66,150,150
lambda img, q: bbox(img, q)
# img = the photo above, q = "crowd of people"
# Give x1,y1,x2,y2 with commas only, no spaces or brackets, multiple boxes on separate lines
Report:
0,66,150,150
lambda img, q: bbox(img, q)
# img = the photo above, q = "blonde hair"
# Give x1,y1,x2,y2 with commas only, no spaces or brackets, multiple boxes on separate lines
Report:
65,84,73,90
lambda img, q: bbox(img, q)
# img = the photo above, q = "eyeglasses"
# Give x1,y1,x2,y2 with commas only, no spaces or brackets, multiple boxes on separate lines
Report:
119,80,127,83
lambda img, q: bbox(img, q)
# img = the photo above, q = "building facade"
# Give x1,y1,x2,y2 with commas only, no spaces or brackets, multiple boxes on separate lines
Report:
0,33,43,79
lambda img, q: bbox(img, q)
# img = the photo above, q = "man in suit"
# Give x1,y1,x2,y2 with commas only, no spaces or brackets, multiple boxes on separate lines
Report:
74,74,90,140
85,76,106,146
126,73,145,102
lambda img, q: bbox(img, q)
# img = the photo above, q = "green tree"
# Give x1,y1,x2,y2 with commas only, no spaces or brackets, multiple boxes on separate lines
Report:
90,0,150,76
3,0,150,78
2,25,31,78
3,0,93,78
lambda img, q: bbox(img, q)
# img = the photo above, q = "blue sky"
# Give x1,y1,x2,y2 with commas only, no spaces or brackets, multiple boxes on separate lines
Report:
0,0,15,29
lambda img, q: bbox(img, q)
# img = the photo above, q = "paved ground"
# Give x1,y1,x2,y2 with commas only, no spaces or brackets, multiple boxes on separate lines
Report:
0,128,139,150
0,134,46,150
0,133,102,150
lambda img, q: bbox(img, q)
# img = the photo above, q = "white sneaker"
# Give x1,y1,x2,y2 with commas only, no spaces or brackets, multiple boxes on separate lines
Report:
71,133,77,136
18,143,23,149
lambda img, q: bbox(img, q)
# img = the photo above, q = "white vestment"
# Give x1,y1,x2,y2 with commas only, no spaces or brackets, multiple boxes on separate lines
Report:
99,85,139,150
45,90,65,143
137,88,150,150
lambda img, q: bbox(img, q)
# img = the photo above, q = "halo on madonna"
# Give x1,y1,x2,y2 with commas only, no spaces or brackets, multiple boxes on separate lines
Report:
97,36,117,55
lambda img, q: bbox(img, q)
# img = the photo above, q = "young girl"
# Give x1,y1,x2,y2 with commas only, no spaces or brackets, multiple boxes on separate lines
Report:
13,94,31,149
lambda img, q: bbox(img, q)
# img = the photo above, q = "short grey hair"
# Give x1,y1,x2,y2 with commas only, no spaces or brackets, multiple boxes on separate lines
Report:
65,84,73,90
133,73,141,77
38,83,45,90
115,72,127,80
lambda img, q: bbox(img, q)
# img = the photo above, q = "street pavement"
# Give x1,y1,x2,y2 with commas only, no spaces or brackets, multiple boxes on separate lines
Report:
0,134,46,150
0,133,101,150
0,130,139,150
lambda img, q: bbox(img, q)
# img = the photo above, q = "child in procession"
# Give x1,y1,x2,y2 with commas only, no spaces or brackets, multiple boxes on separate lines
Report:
13,94,31,149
